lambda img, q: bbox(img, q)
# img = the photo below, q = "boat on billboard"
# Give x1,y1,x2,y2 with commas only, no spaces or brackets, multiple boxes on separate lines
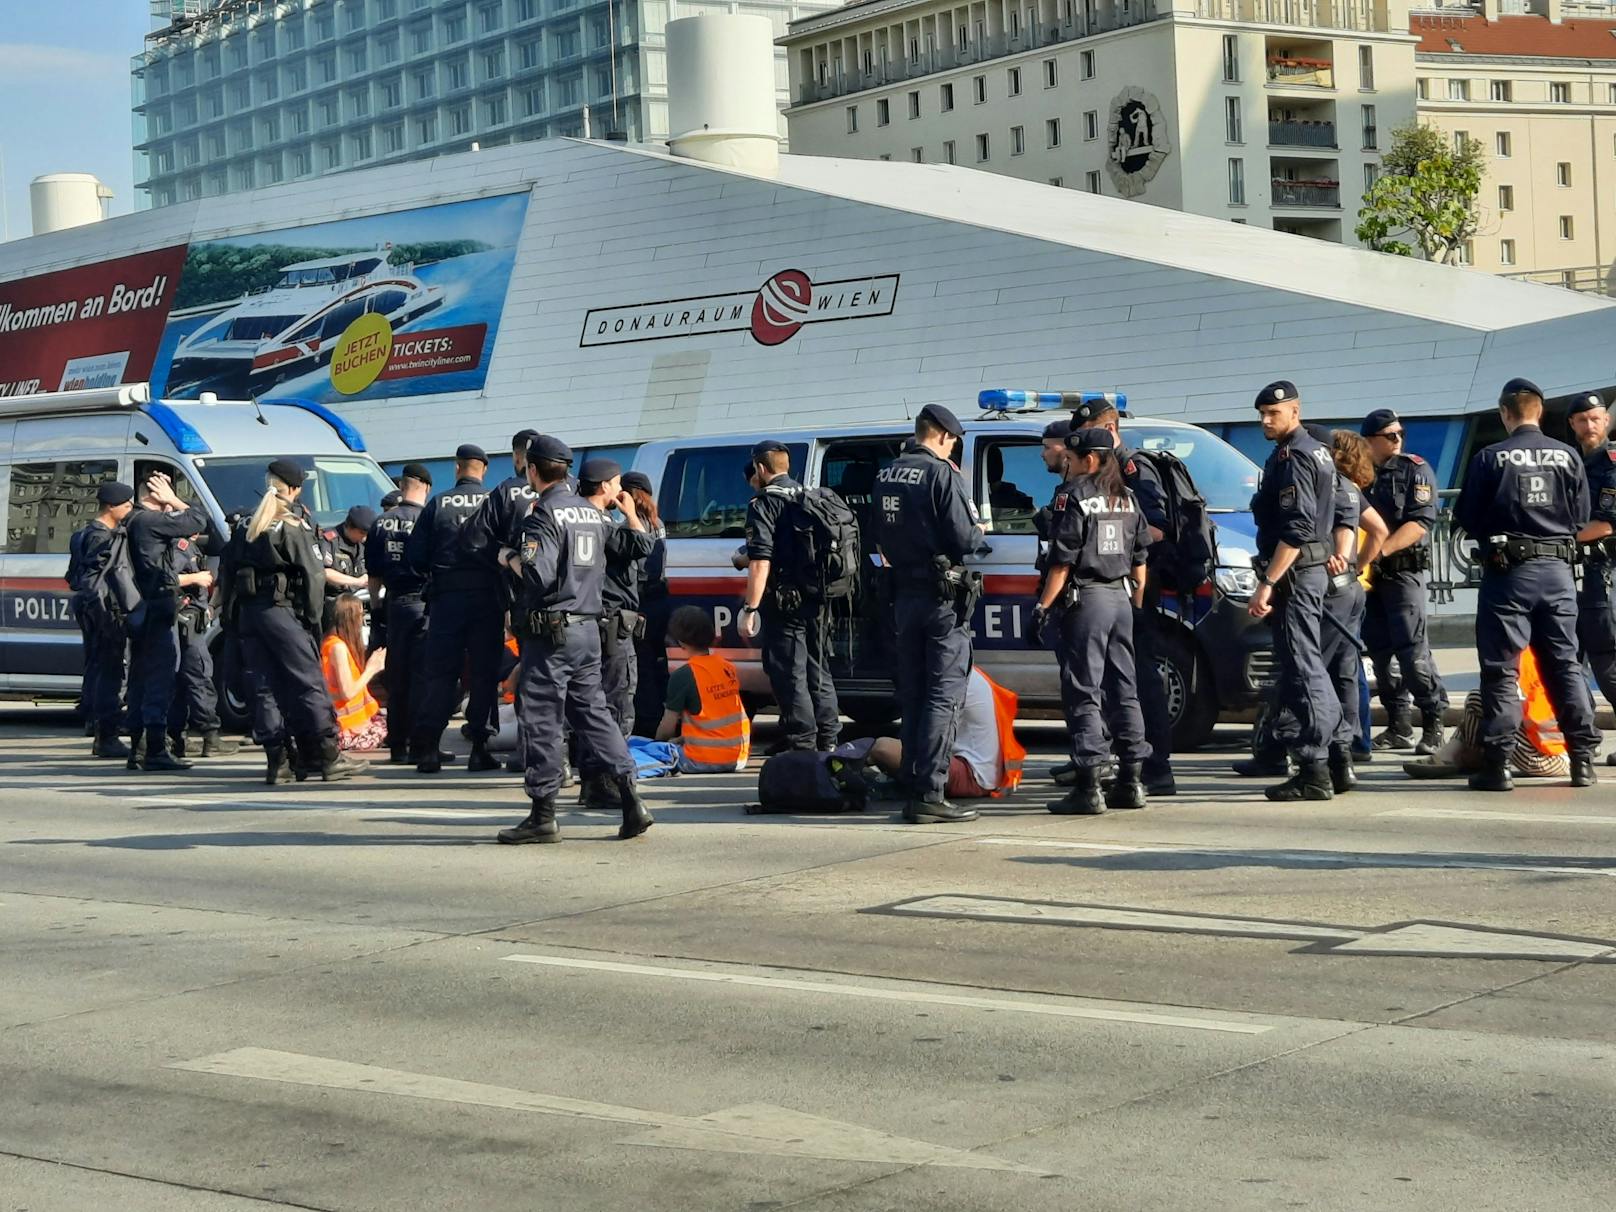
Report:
150,192,530,403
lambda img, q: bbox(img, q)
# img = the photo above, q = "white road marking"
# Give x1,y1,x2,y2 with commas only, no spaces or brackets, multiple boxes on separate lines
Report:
501,953,1278,1034
884,896,1351,941
171,1048,1042,1173
1328,923,1616,961
1377,807,1616,827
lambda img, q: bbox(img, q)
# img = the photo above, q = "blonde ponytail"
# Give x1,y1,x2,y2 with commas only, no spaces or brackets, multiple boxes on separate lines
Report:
246,474,294,541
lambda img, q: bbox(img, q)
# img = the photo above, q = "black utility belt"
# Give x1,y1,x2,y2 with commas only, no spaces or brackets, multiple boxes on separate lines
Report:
526,608,595,642
1254,541,1330,586
1376,546,1430,575
1580,536,1616,563
386,588,424,603
1484,537,1577,570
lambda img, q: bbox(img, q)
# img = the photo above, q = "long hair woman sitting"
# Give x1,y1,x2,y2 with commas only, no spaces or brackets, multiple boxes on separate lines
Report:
320,593,389,752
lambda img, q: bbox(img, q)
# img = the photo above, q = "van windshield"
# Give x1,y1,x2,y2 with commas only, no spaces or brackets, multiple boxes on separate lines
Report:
1122,423,1261,512
194,455,396,529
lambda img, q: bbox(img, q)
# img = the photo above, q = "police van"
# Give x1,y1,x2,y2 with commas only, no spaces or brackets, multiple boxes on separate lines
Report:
0,384,396,718
633,393,1272,748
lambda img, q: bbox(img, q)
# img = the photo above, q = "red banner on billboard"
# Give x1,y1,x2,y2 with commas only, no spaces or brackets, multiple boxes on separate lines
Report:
378,325,488,381
0,245,188,398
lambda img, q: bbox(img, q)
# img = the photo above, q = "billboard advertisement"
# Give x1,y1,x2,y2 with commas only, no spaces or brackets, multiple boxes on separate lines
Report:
150,192,530,404
0,246,188,398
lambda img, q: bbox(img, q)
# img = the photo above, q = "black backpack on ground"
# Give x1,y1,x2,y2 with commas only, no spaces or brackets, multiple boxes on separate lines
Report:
787,486,862,601
749,741,875,814
1131,448,1219,596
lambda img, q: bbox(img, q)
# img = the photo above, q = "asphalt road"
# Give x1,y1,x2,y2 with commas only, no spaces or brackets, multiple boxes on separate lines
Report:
3,706,1615,1212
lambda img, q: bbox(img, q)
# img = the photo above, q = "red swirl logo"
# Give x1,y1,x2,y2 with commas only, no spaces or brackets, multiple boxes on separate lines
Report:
749,270,813,347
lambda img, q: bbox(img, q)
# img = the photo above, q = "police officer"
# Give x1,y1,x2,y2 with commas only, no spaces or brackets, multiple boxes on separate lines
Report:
624,469,671,735
218,509,293,782
166,515,236,759
229,460,364,783
871,404,984,824
1455,379,1601,791
405,443,504,773
737,440,841,753
1073,397,1177,795
1248,381,1341,801
1361,407,1449,754
578,458,654,738
125,470,211,772
366,464,433,764
495,435,652,844
1568,393,1616,734
319,505,374,633
67,481,135,759
1036,426,1151,813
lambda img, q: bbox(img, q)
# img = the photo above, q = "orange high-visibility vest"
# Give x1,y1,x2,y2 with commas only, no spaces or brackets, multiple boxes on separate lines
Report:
681,653,751,771
320,635,380,733
1519,645,1566,757
979,669,1026,796
501,634,520,705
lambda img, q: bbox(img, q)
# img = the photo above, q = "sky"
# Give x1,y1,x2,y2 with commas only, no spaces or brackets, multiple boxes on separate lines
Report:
0,1,152,241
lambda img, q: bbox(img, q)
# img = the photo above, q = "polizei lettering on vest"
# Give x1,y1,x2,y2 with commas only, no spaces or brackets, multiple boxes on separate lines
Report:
550,506,604,525
438,493,484,508
1495,448,1574,470
878,466,927,485
1077,496,1136,517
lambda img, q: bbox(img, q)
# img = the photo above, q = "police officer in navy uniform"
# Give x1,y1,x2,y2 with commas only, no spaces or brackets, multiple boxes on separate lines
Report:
578,457,654,738
736,440,841,753
495,435,652,845
1455,378,1601,791
1248,381,1342,801
1361,408,1449,755
1568,392,1616,744
67,481,136,759
166,517,237,759
319,505,374,633
1073,397,1177,795
367,464,433,763
406,443,504,774
871,404,984,824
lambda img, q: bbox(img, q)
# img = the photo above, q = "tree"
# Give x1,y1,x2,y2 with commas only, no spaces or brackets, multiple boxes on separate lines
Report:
1354,122,1485,264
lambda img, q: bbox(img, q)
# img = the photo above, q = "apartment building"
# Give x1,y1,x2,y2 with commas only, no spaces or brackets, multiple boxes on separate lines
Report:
780,0,1419,244
1414,1,1616,286
132,0,833,209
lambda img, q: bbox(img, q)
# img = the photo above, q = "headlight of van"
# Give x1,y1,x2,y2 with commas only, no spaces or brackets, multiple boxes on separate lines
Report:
1214,550,1258,600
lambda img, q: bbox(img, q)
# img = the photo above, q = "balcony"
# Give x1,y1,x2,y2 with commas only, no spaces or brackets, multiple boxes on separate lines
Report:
1269,119,1335,148
1271,179,1340,208
1267,58,1333,89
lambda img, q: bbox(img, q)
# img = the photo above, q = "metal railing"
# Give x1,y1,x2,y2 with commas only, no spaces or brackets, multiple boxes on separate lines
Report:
1268,120,1335,148
1501,265,1613,295
1267,62,1333,89
1271,180,1340,207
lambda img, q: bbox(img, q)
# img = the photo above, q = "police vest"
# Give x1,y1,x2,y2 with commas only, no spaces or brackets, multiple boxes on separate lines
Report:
320,635,380,733
980,669,1026,797
680,654,751,771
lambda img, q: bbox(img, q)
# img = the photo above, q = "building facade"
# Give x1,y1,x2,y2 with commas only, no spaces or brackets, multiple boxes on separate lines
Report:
780,0,1419,243
132,0,833,209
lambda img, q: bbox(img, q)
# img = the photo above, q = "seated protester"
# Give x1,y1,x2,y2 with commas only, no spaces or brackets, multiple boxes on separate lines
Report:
319,592,389,752
1404,645,1568,780
654,605,752,773
868,666,1025,798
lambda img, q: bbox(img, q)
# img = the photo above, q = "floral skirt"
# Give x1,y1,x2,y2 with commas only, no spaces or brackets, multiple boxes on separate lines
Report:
339,708,389,753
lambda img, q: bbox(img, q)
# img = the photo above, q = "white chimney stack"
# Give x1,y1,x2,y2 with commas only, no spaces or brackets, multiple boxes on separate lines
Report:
665,15,781,177
30,173,114,236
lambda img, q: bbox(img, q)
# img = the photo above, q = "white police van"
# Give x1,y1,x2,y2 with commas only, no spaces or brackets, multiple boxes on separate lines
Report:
0,383,396,718
633,391,1272,748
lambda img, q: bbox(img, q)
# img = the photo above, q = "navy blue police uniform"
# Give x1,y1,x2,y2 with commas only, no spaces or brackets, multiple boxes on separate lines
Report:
582,458,655,737
1250,381,1341,799
404,444,504,771
1569,394,1616,713
871,405,984,823
1454,379,1600,788
624,470,672,735
318,505,372,634
126,493,211,768
1361,408,1448,750
165,527,226,753
218,513,288,771
498,435,651,845
66,482,136,756
745,441,841,752
365,465,432,763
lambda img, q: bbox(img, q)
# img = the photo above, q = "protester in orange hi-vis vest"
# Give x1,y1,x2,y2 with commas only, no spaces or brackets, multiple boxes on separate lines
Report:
654,605,751,773
868,666,1025,798
319,593,389,752
1404,645,1568,779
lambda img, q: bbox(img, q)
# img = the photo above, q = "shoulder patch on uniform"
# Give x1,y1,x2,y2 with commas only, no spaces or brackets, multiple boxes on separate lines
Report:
1124,460,1136,476
521,538,538,564
1278,447,1290,461
1278,485,1297,509
1602,487,1616,512
1413,482,1433,505
1405,453,1425,465
176,538,189,551
1053,492,1068,512
1607,449,1616,463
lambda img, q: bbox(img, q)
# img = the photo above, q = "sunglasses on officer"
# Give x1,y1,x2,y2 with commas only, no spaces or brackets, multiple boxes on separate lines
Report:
1370,428,1404,443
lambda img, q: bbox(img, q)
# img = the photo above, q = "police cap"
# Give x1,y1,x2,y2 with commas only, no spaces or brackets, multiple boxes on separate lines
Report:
455,443,488,464
344,505,378,532
621,471,653,495
527,434,573,466
1065,427,1113,454
268,458,306,487
1499,377,1543,404
96,481,134,507
917,403,963,438
512,428,539,450
380,490,402,510
1360,408,1399,437
400,462,433,487
1071,398,1118,425
1041,419,1072,441
580,458,622,485
1254,380,1300,409
1568,392,1606,416
750,439,789,464
1304,423,1334,445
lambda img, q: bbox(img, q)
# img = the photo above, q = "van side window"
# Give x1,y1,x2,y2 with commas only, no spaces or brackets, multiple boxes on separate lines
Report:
660,444,805,540
4,461,119,555
820,438,903,544
134,460,200,509
975,440,1045,534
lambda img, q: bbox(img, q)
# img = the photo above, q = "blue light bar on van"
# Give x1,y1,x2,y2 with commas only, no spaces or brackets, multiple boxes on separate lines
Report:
139,401,212,455
263,397,368,453
978,389,1128,415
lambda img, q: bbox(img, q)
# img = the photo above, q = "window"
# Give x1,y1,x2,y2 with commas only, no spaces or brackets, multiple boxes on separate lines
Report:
412,24,432,54
1083,109,1098,140
1011,125,1025,155
976,441,1047,534
941,83,954,111
846,105,858,133
1416,77,1429,101
485,94,506,125
1358,45,1374,90
1364,162,1379,191
448,58,470,90
877,98,890,126
352,130,373,160
1224,96,1241,143
293,147,312,175
517,0,538,17
1222,34,1238,83
382,77,403,108
1044,58,1057,88
1447,78,1468,101
1361,104,1376,150
1497,184,1513,211
449,104,471,136
1557,161,1572,187
483,49,504,79
1453,129,1468,153
1080,49,1094,79
973,75,986,104
1500,238,1516,266
1228,157,1245,205
1046,117,1061,148
911,147,923,162
943,139,956,164
908,90,920,119
1049,176,1063,186
1495,131,1511,157
349,46,367,73
1085,169,1101,193
519,40,541,69
1456,241,1473,266
661,445,803,539
1491,79,1512,102
382,124,405,153
349,88,370,118
1560,215,1574,240
976,132,990,161
480,2,501,32
417,115,437,144
445,12,467,41
1551,81,1570,103
3,461,118,555
1008,66,1022,97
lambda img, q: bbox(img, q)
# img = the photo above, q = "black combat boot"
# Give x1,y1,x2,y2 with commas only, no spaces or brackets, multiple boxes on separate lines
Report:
1232,751,1290,777
1570,751,1597,788
504,754,524,773
1265,759,1333,802
1047,766,1104,815
201,730,240,757
169,730,188,759
1372,708,1415,751
1142,763,1176,797
316,736,365,782
264,742,294,786
1327,745,1357,795
1414,712,1445,757
903,794,979,823
1048,760,1078,787
93,723,131,760
141,725,193,772
125,728,145,771
616,776,654,839
292,735,320,782
465,740,501,772
1468,748,1513,793
578,771,624,810
388,741,411,765
497,795,561,844
1104,761,1147,810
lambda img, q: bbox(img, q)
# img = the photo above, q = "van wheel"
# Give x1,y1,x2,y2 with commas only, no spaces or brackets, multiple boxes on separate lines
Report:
1159,633,1217,752
212,636,252,735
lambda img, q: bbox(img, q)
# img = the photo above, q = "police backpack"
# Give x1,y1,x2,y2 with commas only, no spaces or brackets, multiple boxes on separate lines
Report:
82,528,140,630
749,740,874,814
1132,449,1219,596
788,486,862,601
